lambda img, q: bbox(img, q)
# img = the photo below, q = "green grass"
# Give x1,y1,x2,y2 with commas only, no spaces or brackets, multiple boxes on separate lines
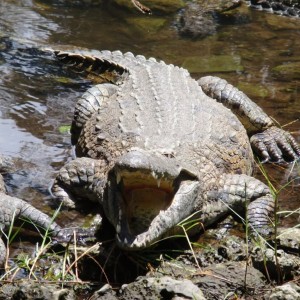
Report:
0,205,109,284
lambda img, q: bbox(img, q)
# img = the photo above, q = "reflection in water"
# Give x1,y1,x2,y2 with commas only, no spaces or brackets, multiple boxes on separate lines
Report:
0,118,41,156
0,0,60,42
0,116,69,205
0,1,299,228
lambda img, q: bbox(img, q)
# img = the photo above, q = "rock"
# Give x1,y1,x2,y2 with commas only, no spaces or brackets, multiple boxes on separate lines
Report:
0,155,13,173
193,261,267,299
182,55,244,73
0,174,6,193
265,14,300,31
217,235,247,261
125,17,167,35
237,82,269,99
90,284,118,300
251,247,300,280
93,276,206,300
155,258,266,299
271,62,300,81
264,283,300,300
0,282,76,300
277,227,300,252
143,276,206,300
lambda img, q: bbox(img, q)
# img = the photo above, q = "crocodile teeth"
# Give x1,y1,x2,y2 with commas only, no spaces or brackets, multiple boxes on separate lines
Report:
151,170,158,180
157,178,161,188
116,171,122,184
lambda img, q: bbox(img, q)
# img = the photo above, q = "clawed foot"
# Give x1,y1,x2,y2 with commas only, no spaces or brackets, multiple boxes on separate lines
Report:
250,127,300,163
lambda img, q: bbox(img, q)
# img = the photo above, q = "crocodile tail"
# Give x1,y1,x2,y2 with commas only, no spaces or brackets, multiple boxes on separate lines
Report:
54,51,129,85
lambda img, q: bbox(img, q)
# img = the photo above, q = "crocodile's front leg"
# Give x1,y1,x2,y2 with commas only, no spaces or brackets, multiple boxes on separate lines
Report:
0,193,62,234
51,157,108,209
198,76,300,162
204,174,275,236
0,193,63,266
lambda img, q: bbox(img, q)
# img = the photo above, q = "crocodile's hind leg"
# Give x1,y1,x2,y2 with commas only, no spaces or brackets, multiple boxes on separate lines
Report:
204,174,275,236
71,83,118,145
51,157,108,209
198,76,300,162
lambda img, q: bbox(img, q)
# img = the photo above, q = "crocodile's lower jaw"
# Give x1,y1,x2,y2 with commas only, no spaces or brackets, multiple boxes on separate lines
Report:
115,178,200,250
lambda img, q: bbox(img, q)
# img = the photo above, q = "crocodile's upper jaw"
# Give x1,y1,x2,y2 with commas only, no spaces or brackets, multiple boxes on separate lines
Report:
105,150,200,250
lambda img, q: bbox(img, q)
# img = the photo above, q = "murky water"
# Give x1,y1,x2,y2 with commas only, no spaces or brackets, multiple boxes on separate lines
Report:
0,0,299,232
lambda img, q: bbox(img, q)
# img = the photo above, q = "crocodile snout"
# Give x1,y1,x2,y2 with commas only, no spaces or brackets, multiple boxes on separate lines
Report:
108,150,199,250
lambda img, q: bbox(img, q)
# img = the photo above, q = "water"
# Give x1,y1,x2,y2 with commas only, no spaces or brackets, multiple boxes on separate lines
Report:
0,0,299,228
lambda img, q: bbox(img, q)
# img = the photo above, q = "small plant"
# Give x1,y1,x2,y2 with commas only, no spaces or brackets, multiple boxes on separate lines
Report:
256,158,300,284
0,205,109,285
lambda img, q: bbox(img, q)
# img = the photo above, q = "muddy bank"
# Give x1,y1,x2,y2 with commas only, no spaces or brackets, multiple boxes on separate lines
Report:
1,226,300,299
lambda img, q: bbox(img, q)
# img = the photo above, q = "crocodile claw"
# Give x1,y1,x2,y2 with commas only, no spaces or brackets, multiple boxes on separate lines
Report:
250,126,300,163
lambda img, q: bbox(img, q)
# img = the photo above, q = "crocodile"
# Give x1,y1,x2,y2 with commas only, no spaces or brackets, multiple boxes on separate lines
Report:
177,0,300,38
0,155,65,267
248,0,300,17
177,0,243,38
50,49,300,250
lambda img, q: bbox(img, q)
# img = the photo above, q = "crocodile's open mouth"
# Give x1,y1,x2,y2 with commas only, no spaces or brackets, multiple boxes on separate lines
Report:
107,150,200,250
116,169,175,236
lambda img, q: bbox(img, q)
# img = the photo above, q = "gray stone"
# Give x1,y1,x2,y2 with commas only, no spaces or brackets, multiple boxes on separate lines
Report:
252,247,300,280
277,227,300,251
264,283,300,300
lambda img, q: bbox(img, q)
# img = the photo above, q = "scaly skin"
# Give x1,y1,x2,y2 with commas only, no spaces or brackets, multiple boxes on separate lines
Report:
248,0,300,17
178,0,300,38
0,157,64,266
51,50,300,250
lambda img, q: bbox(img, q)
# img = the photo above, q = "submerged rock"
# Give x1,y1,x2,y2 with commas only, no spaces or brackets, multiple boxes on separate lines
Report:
182,55,244,73
271,62,300,81
125,16,167,35
237,82,269,98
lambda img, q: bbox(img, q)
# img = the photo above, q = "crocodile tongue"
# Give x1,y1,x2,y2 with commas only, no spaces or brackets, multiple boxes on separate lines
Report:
107,150,199,250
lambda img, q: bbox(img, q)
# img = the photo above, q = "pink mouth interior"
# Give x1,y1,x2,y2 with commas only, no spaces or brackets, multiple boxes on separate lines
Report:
118,171,174,235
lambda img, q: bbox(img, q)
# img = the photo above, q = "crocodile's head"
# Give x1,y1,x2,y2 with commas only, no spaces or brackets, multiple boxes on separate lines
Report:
104,150,200,250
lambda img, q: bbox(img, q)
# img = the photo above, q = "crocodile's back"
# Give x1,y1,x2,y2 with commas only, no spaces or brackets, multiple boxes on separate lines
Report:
74,51,254,175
